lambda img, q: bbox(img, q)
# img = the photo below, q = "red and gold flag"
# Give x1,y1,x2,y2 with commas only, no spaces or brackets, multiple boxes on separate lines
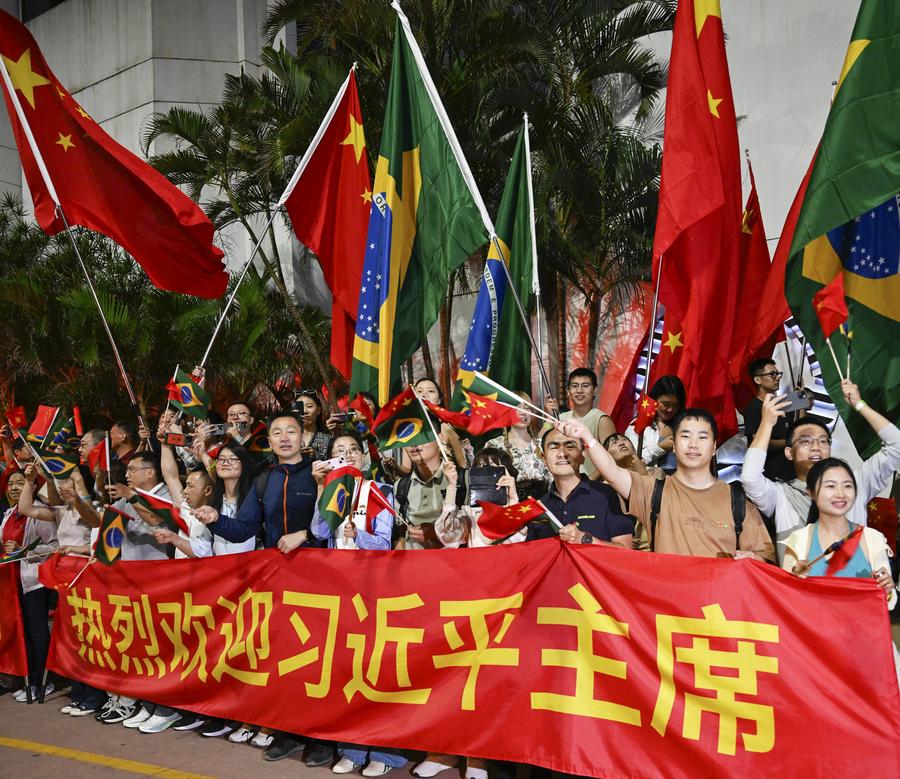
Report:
477,498,548,540
633,395,658,436
0,11,226,298
281,69,371,378
867,497,897,554
424,392,520,437
813,272,849,338
651,0,743,439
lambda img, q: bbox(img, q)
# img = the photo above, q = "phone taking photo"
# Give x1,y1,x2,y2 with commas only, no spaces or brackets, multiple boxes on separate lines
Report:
777,389,814,414
323,456,347,470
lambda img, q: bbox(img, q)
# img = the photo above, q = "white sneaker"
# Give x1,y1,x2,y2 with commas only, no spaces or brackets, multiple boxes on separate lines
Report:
12,688,29,702
122,705,153,728
413,761,455,778
333,757,358,774
228,727,254,743
465,768,488,779
60,702,76,714
363,761,395,777
138,712,181,733
251,732,273,748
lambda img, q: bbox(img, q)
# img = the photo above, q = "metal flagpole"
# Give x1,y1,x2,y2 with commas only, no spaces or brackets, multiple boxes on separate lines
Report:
522,113,546,408
198,64,358,369
0,54,145,426
639,254,665,460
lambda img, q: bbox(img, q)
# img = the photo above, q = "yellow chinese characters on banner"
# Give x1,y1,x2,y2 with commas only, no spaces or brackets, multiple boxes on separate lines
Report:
41,544,899,779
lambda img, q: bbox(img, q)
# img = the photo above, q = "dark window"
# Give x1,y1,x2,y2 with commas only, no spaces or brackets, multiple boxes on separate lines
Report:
22,0,69,23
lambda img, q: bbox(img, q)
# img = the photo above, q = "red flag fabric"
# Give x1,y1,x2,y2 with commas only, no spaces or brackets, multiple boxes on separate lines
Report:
364,481,397,534
350,393,376,431
424,393,521,437
477,498,547,540
0,564,27,675
4,405,27,430
867,498,897,554
86,435,109,473
742,154,816,368
729,162,779,406
825,525,864,577
813,273,849,338
651,1,743,439
633,395,658,436
72,405,83,436
282,70,371,378
26,404,58,443
0,11,226,298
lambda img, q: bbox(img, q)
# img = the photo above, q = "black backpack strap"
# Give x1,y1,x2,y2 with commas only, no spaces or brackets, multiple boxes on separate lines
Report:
649,478,666,552
254,468,272,516
729,480,746,546
394,474,412,521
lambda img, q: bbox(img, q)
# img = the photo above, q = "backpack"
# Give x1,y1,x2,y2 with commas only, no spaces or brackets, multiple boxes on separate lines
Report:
649,478,746,552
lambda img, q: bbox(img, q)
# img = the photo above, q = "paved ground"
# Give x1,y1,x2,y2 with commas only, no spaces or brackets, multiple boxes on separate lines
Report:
0,691,432,778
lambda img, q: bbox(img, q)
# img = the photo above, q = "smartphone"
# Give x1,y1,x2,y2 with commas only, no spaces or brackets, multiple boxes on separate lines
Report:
468,466,507,507
330,412,351,423
777,389,813,414
164,432,194,447
324,456,347,470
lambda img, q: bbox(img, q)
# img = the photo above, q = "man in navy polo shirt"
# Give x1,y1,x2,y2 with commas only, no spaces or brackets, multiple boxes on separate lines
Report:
528,427,634,547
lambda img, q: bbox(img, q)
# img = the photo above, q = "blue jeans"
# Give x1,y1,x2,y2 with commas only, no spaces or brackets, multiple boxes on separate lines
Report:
339,745,407,768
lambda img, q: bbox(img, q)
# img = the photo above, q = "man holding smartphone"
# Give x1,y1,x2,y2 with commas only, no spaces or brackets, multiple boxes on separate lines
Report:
743,379,900,562
742,358,796,481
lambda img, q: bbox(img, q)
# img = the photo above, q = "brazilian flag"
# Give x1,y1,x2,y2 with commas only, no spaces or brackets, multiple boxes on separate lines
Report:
37,449,78,479
456,121,536,396
373,387,435,451
348,9,486,406
95,507,128,565
318,466,362,532
49,417,80,451
786,0,900,456
170,368,210,419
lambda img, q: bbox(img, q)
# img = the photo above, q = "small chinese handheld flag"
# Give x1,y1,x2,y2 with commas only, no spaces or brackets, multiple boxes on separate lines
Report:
633,395,658,436
318,466,362,532
280,68,371,378
424,392,520,437
477,498,548,541
26,405,59,444
133,488,189,535
825,525,864,576
0,11,226,297
4,406,27,430
373,387,435,451
364,481,397,534
86,434,110,472
812,273,849,338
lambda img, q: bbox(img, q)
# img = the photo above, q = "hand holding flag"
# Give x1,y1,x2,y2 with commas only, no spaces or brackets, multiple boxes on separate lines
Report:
824,525,864,577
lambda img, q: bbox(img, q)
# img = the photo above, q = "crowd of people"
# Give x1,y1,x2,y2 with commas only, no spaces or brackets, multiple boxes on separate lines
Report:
1,364,898,775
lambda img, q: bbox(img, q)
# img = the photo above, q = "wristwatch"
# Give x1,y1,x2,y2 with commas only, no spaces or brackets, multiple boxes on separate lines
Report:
581,532,593,545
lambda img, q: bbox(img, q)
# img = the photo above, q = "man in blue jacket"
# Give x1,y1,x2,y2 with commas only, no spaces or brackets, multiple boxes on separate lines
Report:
194,411,327,765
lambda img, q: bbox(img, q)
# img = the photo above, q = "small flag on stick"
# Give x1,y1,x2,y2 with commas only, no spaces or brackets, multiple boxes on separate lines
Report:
633,395,658,436
825,525,864,577
133,488,189,535
318,466,362,532
477,498,550,541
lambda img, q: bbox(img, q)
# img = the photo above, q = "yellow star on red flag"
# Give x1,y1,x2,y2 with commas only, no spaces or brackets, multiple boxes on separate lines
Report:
2,47,51,109
55,132,74,151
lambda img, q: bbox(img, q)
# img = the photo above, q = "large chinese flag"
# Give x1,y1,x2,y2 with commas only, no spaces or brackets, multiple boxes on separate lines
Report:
280,69,371,378
652,0,743,439
0,11,227,298
729,162,781,407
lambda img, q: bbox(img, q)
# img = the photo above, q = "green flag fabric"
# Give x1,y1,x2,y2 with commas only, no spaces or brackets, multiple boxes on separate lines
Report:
317,466,362,532
349,12,487,405
36,449,78,479
170,368,210,420
373,386,436,451
457,123,536,394
785,0,900,456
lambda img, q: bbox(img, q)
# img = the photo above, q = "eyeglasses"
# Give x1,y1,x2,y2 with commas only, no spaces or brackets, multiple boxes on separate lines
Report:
755,371,783,379
216,457,240,465
125,464,152,473
794,436,830,449
568,382,594,390
333,447,362,457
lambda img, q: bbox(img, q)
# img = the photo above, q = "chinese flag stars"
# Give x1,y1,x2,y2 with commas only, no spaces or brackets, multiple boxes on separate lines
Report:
2,47,49,108
55,132,74,151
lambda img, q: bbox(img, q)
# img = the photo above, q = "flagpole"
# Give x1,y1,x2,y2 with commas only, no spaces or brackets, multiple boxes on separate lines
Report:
0,55,145,428
199,65,359,369
412,386,451,464
640,253,665,460
523,113,546,407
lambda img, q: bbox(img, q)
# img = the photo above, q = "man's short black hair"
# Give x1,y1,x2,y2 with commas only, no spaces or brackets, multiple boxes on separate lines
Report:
786,416,831,447
748,357,777,378
111,420,137,445
567,368,597,388
267,411,304,429
671,408,718,440
130,452,162,483
541,426,580,450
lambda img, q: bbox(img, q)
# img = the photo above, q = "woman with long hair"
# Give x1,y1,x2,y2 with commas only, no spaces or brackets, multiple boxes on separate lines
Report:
625,374,686,471
294,390,332,460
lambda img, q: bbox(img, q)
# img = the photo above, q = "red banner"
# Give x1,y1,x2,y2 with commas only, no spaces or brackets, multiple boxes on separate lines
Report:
41,542,900,778
0,564,28,676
